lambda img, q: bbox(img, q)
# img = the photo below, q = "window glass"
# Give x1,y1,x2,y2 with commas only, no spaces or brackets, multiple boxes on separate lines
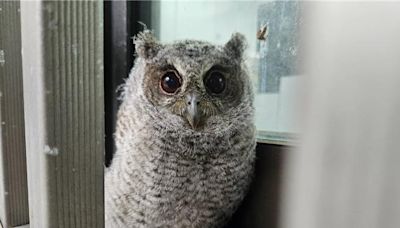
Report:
151,1,301,142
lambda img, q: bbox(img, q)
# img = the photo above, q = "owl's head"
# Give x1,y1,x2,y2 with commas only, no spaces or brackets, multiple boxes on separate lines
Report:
128,30,253,133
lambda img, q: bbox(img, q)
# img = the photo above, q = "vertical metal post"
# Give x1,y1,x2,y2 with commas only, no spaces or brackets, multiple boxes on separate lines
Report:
0,1,30,227
104,1,153,167
20,1,104,227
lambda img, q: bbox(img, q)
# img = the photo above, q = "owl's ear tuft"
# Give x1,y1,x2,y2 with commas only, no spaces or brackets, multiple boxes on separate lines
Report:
133,29,161,59
224,33,247,60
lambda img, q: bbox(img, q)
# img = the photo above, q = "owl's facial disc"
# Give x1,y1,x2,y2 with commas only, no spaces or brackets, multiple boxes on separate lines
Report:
185,93,202,129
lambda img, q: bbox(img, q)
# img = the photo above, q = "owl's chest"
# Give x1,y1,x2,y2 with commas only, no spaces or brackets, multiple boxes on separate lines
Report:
149,153,242,197
136,133,252,198
115,129,255,227
142,154,249,225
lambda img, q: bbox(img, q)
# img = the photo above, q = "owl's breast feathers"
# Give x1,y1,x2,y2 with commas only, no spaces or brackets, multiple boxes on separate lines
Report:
106,118,256,228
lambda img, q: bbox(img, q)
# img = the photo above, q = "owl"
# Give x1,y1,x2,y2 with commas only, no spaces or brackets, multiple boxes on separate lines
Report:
105,30,256,228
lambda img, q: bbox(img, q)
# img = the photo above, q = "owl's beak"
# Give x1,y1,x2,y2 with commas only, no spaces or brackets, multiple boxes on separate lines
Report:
185,94,202,129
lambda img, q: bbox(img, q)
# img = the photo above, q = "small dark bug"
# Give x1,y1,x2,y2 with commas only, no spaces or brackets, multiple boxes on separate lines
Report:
257,24,268,40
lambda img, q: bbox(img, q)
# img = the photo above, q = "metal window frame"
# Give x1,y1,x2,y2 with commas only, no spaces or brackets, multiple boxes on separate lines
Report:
0,1,30,227
20,1,104,227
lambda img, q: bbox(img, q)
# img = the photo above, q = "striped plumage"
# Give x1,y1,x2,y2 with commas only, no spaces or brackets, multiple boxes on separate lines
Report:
105,30,256,228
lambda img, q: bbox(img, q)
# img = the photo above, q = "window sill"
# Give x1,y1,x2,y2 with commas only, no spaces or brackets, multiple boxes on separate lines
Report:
256,130,297,146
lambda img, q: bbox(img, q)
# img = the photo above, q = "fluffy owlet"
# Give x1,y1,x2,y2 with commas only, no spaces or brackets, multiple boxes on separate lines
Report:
105,30,256,228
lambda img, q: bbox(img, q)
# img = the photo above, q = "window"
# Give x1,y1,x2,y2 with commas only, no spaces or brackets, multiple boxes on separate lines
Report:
150,1,301,143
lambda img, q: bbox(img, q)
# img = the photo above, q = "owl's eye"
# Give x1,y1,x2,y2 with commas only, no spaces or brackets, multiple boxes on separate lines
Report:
160,71,182,94
204,71,225,94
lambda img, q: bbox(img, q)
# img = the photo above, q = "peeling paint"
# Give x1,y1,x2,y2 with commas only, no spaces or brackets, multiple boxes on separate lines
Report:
0,50,5,67
44,145,59,156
